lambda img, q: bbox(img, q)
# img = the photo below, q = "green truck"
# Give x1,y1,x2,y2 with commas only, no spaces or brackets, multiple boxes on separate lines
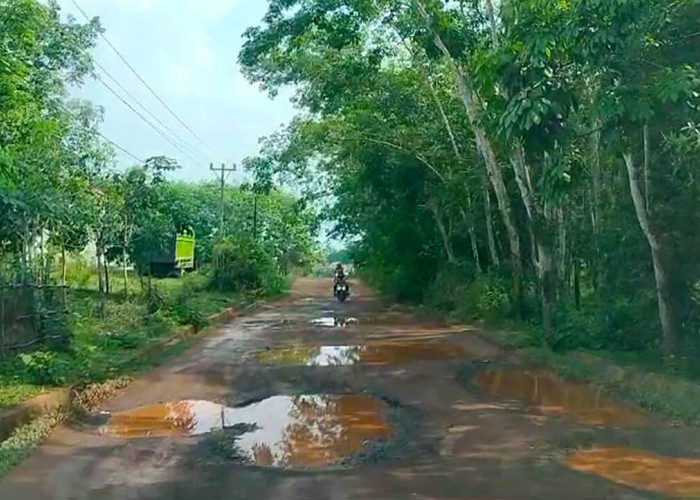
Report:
148,227,196,277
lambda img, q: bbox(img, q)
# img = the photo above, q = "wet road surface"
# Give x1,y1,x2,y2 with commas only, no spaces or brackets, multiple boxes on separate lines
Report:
3,278,700,498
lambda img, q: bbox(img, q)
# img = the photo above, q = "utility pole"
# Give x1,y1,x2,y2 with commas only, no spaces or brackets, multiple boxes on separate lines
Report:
210,162,236,237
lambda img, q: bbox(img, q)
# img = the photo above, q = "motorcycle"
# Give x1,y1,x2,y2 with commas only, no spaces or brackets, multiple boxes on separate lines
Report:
334,279,349,303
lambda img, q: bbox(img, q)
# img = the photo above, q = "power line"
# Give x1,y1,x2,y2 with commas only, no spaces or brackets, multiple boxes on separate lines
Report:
98,132,144,163
60,103,144,163
93,60,208,161
95,74,202,165
69,0,218,156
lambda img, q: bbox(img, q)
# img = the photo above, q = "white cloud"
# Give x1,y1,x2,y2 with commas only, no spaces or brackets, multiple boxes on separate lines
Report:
63,0,296,180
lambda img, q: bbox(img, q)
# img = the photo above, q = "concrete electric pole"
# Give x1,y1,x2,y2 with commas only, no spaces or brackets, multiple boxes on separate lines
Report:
210,162,237,237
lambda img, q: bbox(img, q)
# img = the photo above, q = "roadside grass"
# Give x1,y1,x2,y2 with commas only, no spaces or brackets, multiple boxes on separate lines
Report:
0,271,251,410
0,384,46,410
0,410,63,478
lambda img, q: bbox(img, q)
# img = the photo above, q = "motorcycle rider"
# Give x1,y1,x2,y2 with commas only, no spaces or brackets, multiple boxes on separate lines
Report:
333,263,349,296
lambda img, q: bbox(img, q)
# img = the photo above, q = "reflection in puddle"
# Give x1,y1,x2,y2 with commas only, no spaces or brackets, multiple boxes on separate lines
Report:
566,448,700,498
310,317,358,328
101,394,393,468
101,400,224,437
473,369,647,426
256,342,467,366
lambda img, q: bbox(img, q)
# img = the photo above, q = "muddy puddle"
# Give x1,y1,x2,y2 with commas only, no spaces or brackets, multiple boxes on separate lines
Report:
100,394,393,468
473,369,647,426
310,317,359,328
256,342,467,366
566,448,700,498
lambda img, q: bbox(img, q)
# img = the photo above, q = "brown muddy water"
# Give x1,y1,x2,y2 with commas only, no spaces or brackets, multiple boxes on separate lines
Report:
566,448,700,498
255,342,467,366
473,369,648,427
100,394,393,468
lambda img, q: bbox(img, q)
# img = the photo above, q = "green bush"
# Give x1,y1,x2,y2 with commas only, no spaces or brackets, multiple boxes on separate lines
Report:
171,280,207,331
104,330,142,350
64,254,93,288
144,285,165,315
541,306,600,352
17,351,74,386
209,237,283,294
426,269,510,321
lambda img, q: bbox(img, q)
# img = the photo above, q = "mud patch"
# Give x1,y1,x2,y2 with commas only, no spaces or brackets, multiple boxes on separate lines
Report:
566,447,700,498
101,394,394,469
255,342,467,366
471,369,647,427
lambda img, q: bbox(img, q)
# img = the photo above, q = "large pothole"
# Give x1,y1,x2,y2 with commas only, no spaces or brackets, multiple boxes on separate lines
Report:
470,368,648,427
566,447,700,498
99,394,395,468
255,342,468,366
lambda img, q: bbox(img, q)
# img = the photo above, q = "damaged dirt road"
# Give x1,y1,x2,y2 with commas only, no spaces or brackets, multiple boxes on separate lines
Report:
3,278,699,499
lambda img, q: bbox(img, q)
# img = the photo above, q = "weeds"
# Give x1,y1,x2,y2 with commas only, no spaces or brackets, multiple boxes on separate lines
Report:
0,410,63,478
0,271,270,410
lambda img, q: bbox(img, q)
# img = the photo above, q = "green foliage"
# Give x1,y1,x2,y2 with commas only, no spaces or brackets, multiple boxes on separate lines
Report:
64,254,93,288
17,351,73,386
0,410,63,479
238,0,700,363
144,285,165,315
209,238,283,294
427,269,510,321
170,278,207,331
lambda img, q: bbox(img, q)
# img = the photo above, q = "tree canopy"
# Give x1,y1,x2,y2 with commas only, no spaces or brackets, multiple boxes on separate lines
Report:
240,0,700,362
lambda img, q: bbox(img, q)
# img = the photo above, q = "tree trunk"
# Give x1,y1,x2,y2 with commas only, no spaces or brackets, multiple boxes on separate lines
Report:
122,232,129,297
574,258,581,310
96,244,104,295
96,243,105,317
61,245,68,312
623,151,678,361
643,123,651,209
510,145,558,330
21,220,29,285
590,125,602,292
592,127,602,234
557,206,567,287
432,203,457,265
482,171,500,269
484,0,500,47
425,64,486,275
416,1,523,315
61,246,67,287
38,225,44,287
460,208,483,273
538,240,556,332
104,253,110,295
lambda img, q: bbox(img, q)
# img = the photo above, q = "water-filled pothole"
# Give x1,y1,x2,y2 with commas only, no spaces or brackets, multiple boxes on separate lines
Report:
472,369,647,426
566,448,700,498
100,394,393,468
256,342,467,366
310,317,358,328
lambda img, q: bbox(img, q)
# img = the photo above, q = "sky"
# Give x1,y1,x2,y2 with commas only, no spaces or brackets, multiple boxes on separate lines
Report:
60,0,297,182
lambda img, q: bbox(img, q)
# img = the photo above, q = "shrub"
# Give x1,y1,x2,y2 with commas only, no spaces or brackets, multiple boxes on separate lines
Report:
64,254,93,288
208,237,283,294
144,285,165,315
426,269,510,321
171,281,207,331
17,351,74,386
